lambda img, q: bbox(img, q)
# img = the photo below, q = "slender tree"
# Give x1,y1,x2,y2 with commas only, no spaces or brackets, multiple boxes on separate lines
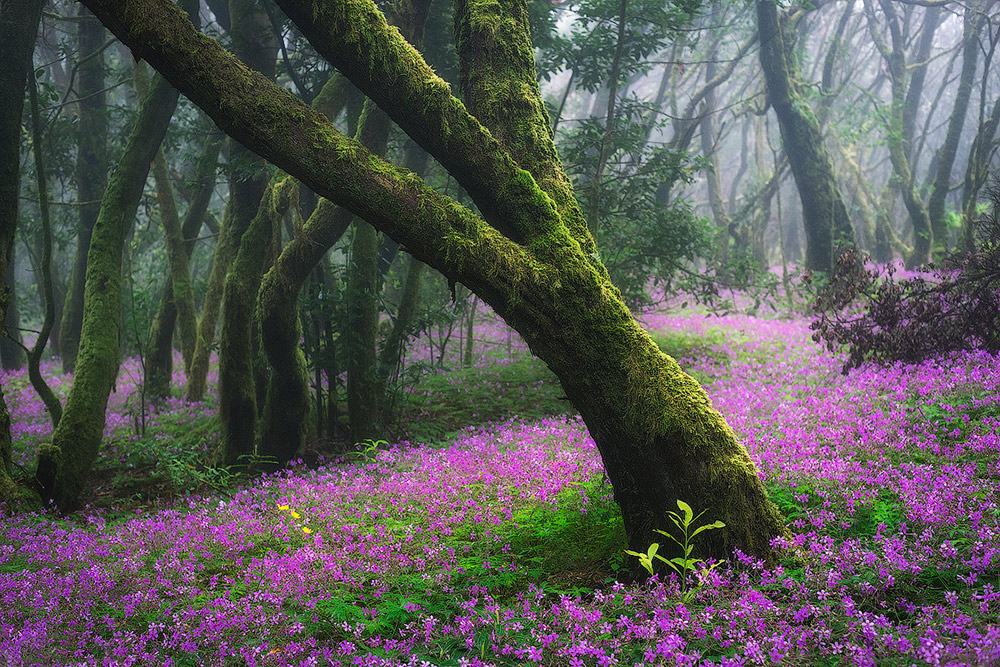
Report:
83,0,789,560
926,1,986,257
756,0,854,273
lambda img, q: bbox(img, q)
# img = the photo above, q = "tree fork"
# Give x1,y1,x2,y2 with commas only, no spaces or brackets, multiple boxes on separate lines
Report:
82,0,789,562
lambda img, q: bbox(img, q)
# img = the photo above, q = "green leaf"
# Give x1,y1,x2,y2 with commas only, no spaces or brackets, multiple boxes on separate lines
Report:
677,500,694,525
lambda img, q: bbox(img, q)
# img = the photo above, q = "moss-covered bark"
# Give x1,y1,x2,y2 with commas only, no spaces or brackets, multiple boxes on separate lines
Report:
757,0,854,273
34,64,182,510
346,218,381,443
0,0,45,505
146,128,222,399
60,6,109,374
84,0,789,562
219,178,294,466
187,0,276,404
133,62,201,401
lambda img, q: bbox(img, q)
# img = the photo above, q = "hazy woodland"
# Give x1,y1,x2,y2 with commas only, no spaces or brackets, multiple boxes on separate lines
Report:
1,0,999,664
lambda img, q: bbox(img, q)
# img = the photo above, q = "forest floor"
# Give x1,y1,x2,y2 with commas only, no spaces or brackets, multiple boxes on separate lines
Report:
1,297,999,666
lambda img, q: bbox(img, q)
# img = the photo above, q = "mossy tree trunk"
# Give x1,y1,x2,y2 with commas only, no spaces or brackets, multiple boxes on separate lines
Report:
34,0,200,511
259,2,430,462
60,6,109,374
85,0,790,562
344,101,392,445
756,0,854,274
134,61,204,400
34,62,183,510
145,123,223,400
0,0,45,505
219,179,294,466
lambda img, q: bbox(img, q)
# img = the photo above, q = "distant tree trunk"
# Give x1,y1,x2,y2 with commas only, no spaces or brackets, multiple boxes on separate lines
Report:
863,0,935,267
219,179,293,466
960,93,1000,251
926,2,985,257
699,55,732,269
25,63,63,428
0,258,24,370
60,6,109,374
34,57,183,510
146,122,222,400
345,104,393,444
134,61,201,400
86,0,789,563
187,0,277,402
0,0,45,505
756,0,854,273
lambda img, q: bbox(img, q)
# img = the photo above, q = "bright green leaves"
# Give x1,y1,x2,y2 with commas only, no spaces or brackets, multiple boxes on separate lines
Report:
625,499,726,602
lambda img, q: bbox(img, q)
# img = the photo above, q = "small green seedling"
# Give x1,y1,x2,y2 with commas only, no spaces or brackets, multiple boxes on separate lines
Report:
625,499,725,602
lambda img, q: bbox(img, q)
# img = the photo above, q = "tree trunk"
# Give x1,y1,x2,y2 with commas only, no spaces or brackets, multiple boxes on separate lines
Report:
0,258,24,370
0,0,45,505
756,0,854,273
134,62,205,400
219,179,293,466
145,121,221,400
34,59,183,510
25,63,63,427
84,0,790,562
926,2,984,257
60,6,109,374
187,5,276,403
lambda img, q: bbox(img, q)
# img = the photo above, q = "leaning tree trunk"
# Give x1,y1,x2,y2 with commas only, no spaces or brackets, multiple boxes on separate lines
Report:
0,0,45,505
60,5,109,374
85,0,790,562
756,0,854,274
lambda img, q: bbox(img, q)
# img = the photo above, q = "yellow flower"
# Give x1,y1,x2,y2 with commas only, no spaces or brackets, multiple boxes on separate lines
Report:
302,527,312,534
290,511,301,519
278,505,290,511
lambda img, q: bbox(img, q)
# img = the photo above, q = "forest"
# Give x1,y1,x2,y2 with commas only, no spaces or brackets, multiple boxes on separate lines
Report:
1,0,999,664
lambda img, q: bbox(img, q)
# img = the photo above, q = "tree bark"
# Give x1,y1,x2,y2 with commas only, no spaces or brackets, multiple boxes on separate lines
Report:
145,121,223,400
219,179,293,466
34,63,182,510
0,0,45,505
133,61,201,401
0,258,24,370
25,63,63,428
187,0,276,402
756,0,854,273
83,0,789,562
926,2,985,257
60,6,109,374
